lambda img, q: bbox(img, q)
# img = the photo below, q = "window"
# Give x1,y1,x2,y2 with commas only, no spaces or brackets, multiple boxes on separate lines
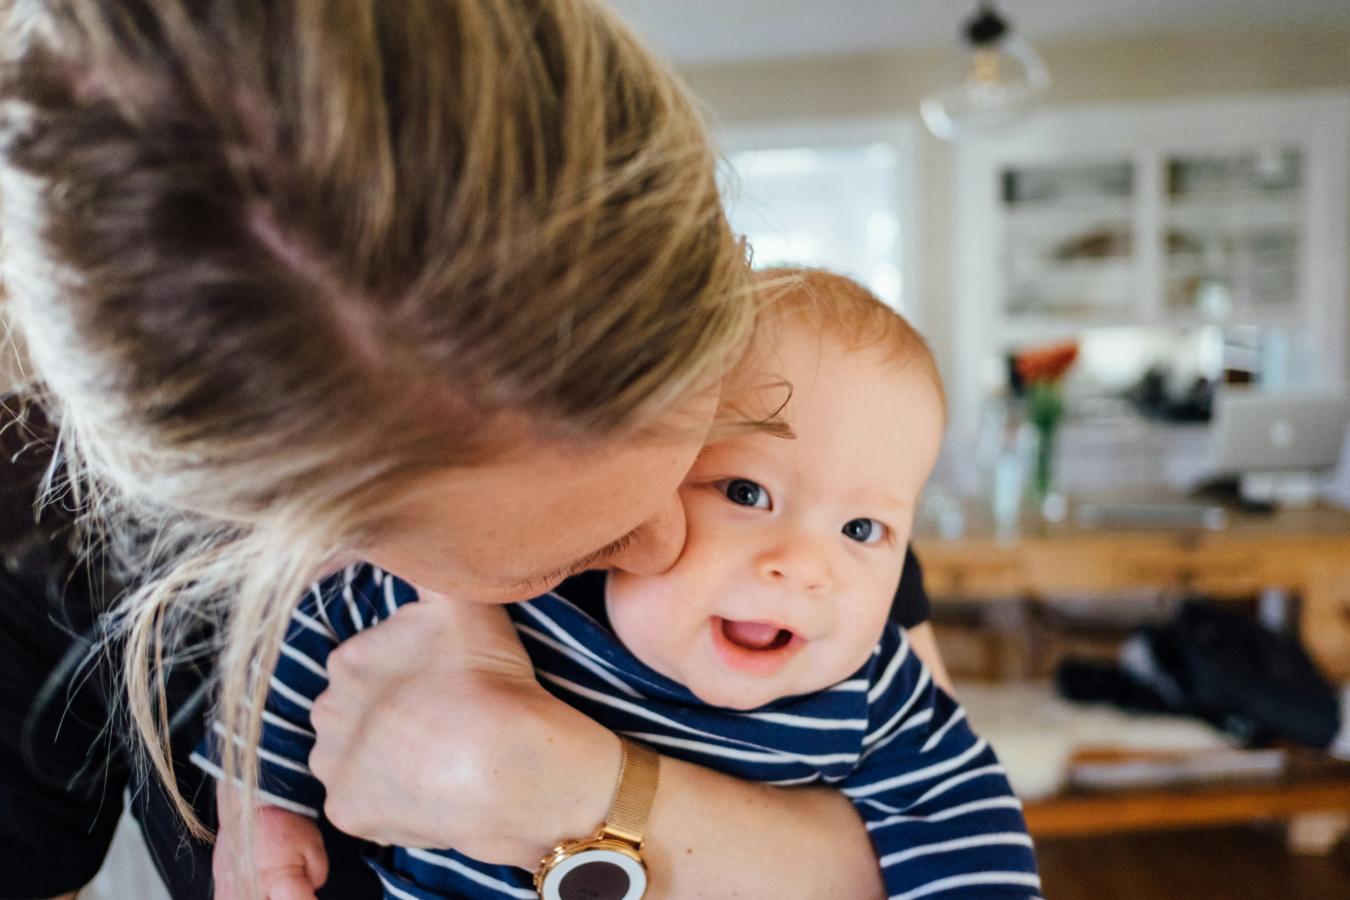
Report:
718,121,919,317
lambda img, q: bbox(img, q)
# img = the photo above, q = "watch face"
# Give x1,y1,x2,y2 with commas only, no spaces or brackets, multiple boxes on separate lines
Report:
540,846,647,900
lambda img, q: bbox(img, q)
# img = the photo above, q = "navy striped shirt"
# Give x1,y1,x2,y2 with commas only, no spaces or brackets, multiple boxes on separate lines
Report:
194,564,1040,899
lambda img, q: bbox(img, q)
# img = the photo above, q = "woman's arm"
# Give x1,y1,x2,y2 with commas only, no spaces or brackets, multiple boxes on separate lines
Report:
307,595,886,899
907,621,955,695
892,547,955,694
644,756,886,898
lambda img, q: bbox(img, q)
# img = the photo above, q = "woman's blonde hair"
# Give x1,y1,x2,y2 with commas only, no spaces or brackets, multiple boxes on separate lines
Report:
0,0,752,864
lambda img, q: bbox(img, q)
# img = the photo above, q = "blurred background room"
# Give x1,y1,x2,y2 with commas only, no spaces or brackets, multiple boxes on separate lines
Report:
614,0,1350,897
7,2,1350,898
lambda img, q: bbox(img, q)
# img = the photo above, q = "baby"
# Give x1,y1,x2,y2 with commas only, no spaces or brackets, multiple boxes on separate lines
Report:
197,268,1040,899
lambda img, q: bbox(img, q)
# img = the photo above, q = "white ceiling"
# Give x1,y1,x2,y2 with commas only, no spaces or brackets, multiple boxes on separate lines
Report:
608,0,1350,67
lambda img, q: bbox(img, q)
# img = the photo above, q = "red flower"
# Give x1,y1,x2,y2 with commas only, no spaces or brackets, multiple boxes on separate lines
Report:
1015,342,1078,385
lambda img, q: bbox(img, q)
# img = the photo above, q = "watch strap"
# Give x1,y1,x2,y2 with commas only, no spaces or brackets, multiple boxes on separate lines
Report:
600,738,660,847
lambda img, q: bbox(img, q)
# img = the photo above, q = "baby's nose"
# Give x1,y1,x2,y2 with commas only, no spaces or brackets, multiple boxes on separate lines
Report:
756,534,832,595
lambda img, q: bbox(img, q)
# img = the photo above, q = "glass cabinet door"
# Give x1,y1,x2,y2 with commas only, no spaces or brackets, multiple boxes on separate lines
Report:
999,158,1135,319
1162,146,1302,321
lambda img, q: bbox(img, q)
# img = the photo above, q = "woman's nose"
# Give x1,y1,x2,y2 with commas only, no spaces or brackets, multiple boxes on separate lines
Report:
604,492,688,576
756,532,832,594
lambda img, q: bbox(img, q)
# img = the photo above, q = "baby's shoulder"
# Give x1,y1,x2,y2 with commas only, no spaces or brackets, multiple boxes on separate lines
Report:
295,562,418,642
857,622,928,698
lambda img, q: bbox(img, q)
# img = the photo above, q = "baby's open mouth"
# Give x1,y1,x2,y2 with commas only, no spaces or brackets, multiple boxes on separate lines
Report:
710,617,805,676
719,618,795,652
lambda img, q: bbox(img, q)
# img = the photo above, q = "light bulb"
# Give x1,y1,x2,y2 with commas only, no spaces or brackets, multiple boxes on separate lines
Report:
920,4,1049,141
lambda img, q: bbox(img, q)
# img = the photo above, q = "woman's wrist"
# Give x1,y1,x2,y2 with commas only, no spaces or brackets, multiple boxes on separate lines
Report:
538,698,625,852
455,685,624,864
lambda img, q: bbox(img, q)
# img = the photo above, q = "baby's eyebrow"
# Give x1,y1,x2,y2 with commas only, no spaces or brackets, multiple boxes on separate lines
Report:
846,488,907,512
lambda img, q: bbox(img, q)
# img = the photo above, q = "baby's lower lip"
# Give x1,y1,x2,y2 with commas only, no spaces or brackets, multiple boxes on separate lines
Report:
709,617,806,676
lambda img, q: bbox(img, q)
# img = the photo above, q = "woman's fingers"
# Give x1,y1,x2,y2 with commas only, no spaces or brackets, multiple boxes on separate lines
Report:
300,829,329,889
308,592,619,863
262,867,320,900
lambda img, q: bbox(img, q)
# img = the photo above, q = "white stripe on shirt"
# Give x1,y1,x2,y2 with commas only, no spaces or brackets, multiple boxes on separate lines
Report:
312,583,343,636
262,709,314,737
404,849,538,899
518,600,630,681
292,602,336,641
279,643,328,680
622,731,857,768
879,832,1034,869
868,632,911,703
268,675,314,711
846,738,988,799
537,672,784,754
859,763,1009,816
542,673,857,766
188,751,319,818
830,678,870,693
516,624,643,699
212,722,312,776
866,796,1025,832
920,707,967,754
740,709,869,730
376,874,423,900
890,871,1042,900
864,667,931,748
342,582,366,633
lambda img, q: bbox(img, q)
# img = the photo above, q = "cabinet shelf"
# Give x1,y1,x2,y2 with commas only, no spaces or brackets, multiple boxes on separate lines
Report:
953,92,1349,436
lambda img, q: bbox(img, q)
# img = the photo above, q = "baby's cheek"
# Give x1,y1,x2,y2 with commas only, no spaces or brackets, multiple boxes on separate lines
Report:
831,603,893,675
608,575,686,657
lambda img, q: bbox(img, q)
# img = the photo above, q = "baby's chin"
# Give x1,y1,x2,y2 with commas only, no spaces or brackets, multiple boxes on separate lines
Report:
688,683,783,711
684,675,810,711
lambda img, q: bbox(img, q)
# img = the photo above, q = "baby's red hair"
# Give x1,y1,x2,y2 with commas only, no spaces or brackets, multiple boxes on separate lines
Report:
754,267,946,413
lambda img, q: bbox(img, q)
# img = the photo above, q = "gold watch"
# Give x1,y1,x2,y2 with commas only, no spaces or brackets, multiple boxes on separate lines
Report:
534,737,660,900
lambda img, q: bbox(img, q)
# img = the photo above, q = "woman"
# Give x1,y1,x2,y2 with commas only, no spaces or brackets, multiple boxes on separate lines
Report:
0,2,949,897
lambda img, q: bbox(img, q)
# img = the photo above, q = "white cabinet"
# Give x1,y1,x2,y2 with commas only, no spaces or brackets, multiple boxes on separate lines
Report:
952,92,1350,436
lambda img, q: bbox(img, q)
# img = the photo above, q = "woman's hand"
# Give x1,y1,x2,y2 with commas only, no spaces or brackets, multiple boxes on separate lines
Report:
307,591,621,867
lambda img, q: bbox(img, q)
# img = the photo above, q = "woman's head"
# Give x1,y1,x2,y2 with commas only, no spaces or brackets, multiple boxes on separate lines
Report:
2,0,749,534
363,394,719,604
0,0,750,839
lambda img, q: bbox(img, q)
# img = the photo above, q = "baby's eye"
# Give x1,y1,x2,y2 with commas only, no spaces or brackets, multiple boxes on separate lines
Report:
842,518,886,544
718,478,771,510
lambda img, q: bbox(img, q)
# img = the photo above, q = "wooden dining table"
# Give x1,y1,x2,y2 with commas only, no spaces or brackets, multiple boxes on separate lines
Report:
912,493,1350,841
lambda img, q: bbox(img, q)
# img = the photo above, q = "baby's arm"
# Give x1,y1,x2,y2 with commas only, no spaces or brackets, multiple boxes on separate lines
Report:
193,567,411,892
214,782,328,900
841,627,1041,898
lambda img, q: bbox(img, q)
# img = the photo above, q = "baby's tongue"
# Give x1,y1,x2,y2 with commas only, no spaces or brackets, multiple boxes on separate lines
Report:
722,619,782,650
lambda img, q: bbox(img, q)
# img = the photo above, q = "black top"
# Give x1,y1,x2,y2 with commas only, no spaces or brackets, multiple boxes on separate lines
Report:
892,548,931,629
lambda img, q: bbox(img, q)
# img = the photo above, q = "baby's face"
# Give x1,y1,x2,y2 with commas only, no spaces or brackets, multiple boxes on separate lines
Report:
606,324,945,710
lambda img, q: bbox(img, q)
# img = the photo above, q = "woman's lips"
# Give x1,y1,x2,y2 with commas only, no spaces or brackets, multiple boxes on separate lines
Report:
710,616,805,675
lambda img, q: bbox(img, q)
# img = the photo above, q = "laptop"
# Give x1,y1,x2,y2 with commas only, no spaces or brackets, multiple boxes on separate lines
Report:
1079,389,1350,526
1208,388,1350,476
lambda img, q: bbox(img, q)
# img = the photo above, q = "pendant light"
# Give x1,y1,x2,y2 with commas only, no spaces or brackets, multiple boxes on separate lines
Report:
920,1,1049,141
